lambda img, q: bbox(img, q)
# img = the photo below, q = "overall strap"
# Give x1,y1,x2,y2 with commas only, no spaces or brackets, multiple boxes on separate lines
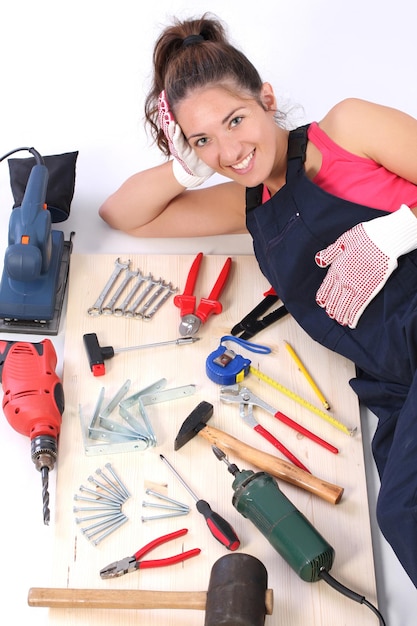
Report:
246,124,310,212
286,124,310,179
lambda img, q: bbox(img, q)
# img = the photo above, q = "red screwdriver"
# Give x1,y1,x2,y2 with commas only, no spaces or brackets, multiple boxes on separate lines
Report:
159,454,240,551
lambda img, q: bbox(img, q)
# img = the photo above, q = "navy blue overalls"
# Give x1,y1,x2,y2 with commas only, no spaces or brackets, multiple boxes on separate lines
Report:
246,125,417,587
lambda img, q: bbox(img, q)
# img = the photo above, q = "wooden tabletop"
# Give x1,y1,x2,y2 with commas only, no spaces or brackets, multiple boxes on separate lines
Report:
47,253,378,625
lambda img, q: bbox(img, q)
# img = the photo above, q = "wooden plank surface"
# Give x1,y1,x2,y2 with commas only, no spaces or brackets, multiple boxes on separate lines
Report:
49,253,378,625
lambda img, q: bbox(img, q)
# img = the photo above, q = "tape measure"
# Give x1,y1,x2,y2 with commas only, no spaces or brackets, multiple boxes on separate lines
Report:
205,336,355,436
205,336,270,386
248,365,355,436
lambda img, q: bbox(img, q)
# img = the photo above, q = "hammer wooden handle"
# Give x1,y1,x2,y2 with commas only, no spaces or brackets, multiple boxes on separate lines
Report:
28,587,274,615
199,425,344,504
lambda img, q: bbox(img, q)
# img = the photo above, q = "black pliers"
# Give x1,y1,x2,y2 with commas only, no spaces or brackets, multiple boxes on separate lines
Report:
231,287,288,340
100,528,201,578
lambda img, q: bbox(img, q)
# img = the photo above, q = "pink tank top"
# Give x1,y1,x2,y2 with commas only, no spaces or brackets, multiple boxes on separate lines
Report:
308,121,417,211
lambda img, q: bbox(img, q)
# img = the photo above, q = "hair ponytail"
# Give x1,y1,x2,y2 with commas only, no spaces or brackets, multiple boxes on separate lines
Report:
144,14,264,156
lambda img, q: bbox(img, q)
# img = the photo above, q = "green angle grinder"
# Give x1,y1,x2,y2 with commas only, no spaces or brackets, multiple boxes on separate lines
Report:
212,447,386,624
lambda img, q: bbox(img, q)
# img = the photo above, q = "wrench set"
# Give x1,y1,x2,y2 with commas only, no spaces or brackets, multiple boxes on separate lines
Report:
87,257,177,319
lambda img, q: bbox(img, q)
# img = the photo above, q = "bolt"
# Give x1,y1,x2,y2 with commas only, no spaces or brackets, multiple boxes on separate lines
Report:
145,489,189,510
105,463,131,499
96,467,127,501
92,515,129,546
142,501,189,511
82,513,125,536
74,494,121,506
141,511,189,522
79,484,122,505
73,505,122,513
87,475,126,503
75,511,121,523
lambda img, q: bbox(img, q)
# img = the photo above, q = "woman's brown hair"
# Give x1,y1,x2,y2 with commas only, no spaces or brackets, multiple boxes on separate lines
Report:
144,14,264,156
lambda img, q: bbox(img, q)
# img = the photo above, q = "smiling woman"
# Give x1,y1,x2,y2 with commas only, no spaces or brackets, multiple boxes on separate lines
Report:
98,12,417,593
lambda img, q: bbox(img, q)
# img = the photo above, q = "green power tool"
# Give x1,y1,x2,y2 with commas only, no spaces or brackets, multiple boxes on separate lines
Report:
212,446,386,624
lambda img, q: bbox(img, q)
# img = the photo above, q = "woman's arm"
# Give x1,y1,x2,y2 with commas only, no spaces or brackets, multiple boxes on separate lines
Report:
320,98,417,187
98,160,247,237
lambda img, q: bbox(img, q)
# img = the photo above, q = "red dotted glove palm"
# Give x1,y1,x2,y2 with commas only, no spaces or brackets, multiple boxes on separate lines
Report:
158,90,214,188
315,204,417,328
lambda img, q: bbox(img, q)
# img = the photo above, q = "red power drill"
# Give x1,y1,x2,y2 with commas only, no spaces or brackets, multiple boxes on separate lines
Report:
1,339,64,524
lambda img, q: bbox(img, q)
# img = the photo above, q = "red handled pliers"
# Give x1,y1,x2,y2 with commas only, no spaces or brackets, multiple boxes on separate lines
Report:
99,528,201,578
174,253,232,336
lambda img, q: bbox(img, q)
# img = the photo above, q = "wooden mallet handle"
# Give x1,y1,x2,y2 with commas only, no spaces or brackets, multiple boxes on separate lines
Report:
199,424,344,504
28,587,274,615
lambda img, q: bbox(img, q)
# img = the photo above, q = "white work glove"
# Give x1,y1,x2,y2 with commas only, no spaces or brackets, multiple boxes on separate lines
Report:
315,204,417,328
158,90,214,188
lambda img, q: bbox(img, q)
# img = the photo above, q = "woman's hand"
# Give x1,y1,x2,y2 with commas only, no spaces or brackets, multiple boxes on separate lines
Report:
158,90,214,188
315,204,417,328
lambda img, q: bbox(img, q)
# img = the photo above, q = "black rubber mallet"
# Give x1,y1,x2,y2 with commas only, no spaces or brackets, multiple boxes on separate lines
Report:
28,553,273,625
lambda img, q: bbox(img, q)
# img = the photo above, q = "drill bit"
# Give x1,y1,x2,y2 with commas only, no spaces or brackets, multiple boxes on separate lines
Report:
211,446,239,476
41,466,50,525
32,435,58,525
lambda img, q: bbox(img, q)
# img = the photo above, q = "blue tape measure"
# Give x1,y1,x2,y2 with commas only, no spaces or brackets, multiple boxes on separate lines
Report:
205,335,271,385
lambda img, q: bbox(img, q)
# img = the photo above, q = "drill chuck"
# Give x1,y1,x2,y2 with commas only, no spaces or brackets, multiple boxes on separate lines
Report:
31,435,58,472
231,469,335,582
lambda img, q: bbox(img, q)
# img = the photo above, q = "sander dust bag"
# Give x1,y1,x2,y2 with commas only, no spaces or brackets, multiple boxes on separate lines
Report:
8,151,78,223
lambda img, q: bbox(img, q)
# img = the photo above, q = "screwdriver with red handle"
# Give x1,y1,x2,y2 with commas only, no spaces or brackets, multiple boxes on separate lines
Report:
160,454,240,551
1,339,64,525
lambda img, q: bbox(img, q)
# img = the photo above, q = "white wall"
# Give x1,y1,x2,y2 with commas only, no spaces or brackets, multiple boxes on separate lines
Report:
1,0,417,256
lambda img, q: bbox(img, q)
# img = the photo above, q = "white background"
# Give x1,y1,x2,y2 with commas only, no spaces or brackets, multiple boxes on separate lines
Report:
0,1,416,624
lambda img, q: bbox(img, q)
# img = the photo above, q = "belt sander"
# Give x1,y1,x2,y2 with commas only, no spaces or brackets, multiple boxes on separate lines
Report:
0,147,76,335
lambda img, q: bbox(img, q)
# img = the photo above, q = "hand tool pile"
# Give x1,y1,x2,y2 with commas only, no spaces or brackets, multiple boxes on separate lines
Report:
0,245,386,626
87,257,177,319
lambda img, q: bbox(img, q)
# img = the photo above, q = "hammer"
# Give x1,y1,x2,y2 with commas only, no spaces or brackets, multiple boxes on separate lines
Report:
175,401,344,505
28,553,273,626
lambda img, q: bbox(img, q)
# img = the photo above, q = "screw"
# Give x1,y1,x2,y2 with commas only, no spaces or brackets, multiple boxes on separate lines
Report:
105,463,131,499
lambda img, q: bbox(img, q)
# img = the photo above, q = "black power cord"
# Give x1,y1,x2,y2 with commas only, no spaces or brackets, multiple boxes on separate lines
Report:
0,146,44,165
319,568,386,625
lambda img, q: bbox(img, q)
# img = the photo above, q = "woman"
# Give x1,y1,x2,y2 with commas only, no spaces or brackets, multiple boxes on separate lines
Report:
99,14,417,587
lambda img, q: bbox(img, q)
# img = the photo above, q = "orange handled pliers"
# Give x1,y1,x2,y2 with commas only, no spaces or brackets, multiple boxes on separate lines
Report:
99,528,201,578
174,252,232,336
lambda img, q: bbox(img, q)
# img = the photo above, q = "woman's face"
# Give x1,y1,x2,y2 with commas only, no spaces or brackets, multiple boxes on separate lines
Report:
175,83,284,188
